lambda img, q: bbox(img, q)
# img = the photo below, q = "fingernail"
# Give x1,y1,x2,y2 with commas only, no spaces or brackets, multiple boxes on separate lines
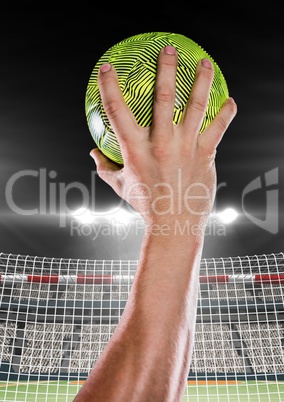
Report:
164,45,176,55
201,58,212,68
100,63,111,73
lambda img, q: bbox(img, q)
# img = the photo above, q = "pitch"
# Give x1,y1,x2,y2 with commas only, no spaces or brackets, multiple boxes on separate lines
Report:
1,380,283,401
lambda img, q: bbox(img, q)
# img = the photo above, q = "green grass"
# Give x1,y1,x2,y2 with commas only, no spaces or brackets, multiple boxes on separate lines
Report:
183,381,284,401
0,380,283,401
0,381,77,402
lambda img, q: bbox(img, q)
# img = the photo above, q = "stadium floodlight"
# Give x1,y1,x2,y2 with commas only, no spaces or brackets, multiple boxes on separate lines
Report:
69,207,141,226
70,207,95,224
217,207,239,224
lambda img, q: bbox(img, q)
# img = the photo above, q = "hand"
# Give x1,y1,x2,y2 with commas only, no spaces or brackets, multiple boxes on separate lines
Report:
76,46,237,402
90,46,237,232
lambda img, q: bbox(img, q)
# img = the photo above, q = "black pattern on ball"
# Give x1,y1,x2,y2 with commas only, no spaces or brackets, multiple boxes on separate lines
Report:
85,32,229,165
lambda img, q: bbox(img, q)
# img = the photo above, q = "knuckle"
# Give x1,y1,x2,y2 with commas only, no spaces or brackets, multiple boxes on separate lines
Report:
154,86,174,104
151,143,171,161
95,168,105,181
197,142,217,163
95,165,106,178
103,98,121,120
188,97,207,114
216,115,228,132
199,141,216,159
160,56,177,68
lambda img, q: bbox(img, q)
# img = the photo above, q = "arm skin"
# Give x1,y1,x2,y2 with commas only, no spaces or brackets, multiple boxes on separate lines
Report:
73,46,237,402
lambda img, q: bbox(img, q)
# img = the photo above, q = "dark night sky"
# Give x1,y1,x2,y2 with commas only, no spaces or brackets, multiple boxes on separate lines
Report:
1,5,283,260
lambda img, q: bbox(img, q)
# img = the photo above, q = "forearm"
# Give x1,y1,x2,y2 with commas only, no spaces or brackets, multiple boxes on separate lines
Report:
74,220,204,402
121,225,204,400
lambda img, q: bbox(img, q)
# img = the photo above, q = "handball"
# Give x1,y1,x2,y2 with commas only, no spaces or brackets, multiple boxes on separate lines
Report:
85,32,229,165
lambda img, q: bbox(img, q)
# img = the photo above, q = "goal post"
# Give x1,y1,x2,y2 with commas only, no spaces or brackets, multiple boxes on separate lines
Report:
0,251,283,401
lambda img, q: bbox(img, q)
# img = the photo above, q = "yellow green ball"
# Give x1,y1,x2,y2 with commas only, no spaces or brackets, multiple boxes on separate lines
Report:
85,32,229,165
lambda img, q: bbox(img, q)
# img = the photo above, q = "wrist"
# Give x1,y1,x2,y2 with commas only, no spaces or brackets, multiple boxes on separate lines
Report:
143,213,209,240
139,218,205,277
145,215,208,244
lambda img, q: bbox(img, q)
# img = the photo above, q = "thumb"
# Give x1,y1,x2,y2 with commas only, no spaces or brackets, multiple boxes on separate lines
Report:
89,148,123,195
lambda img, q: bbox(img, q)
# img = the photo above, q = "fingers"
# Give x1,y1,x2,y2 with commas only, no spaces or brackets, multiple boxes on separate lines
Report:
98,64,137,146
198,97,237,153
151,46,178,139
90,148,123,195
98,51,236,163
181,58,215,139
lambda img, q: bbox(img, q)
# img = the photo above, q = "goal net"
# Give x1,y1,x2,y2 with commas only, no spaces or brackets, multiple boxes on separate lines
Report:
0,251,283,401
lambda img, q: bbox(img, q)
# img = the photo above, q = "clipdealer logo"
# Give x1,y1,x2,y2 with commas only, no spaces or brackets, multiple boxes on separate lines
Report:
4,167,280,235
241,167,279,234
4,168,216,226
